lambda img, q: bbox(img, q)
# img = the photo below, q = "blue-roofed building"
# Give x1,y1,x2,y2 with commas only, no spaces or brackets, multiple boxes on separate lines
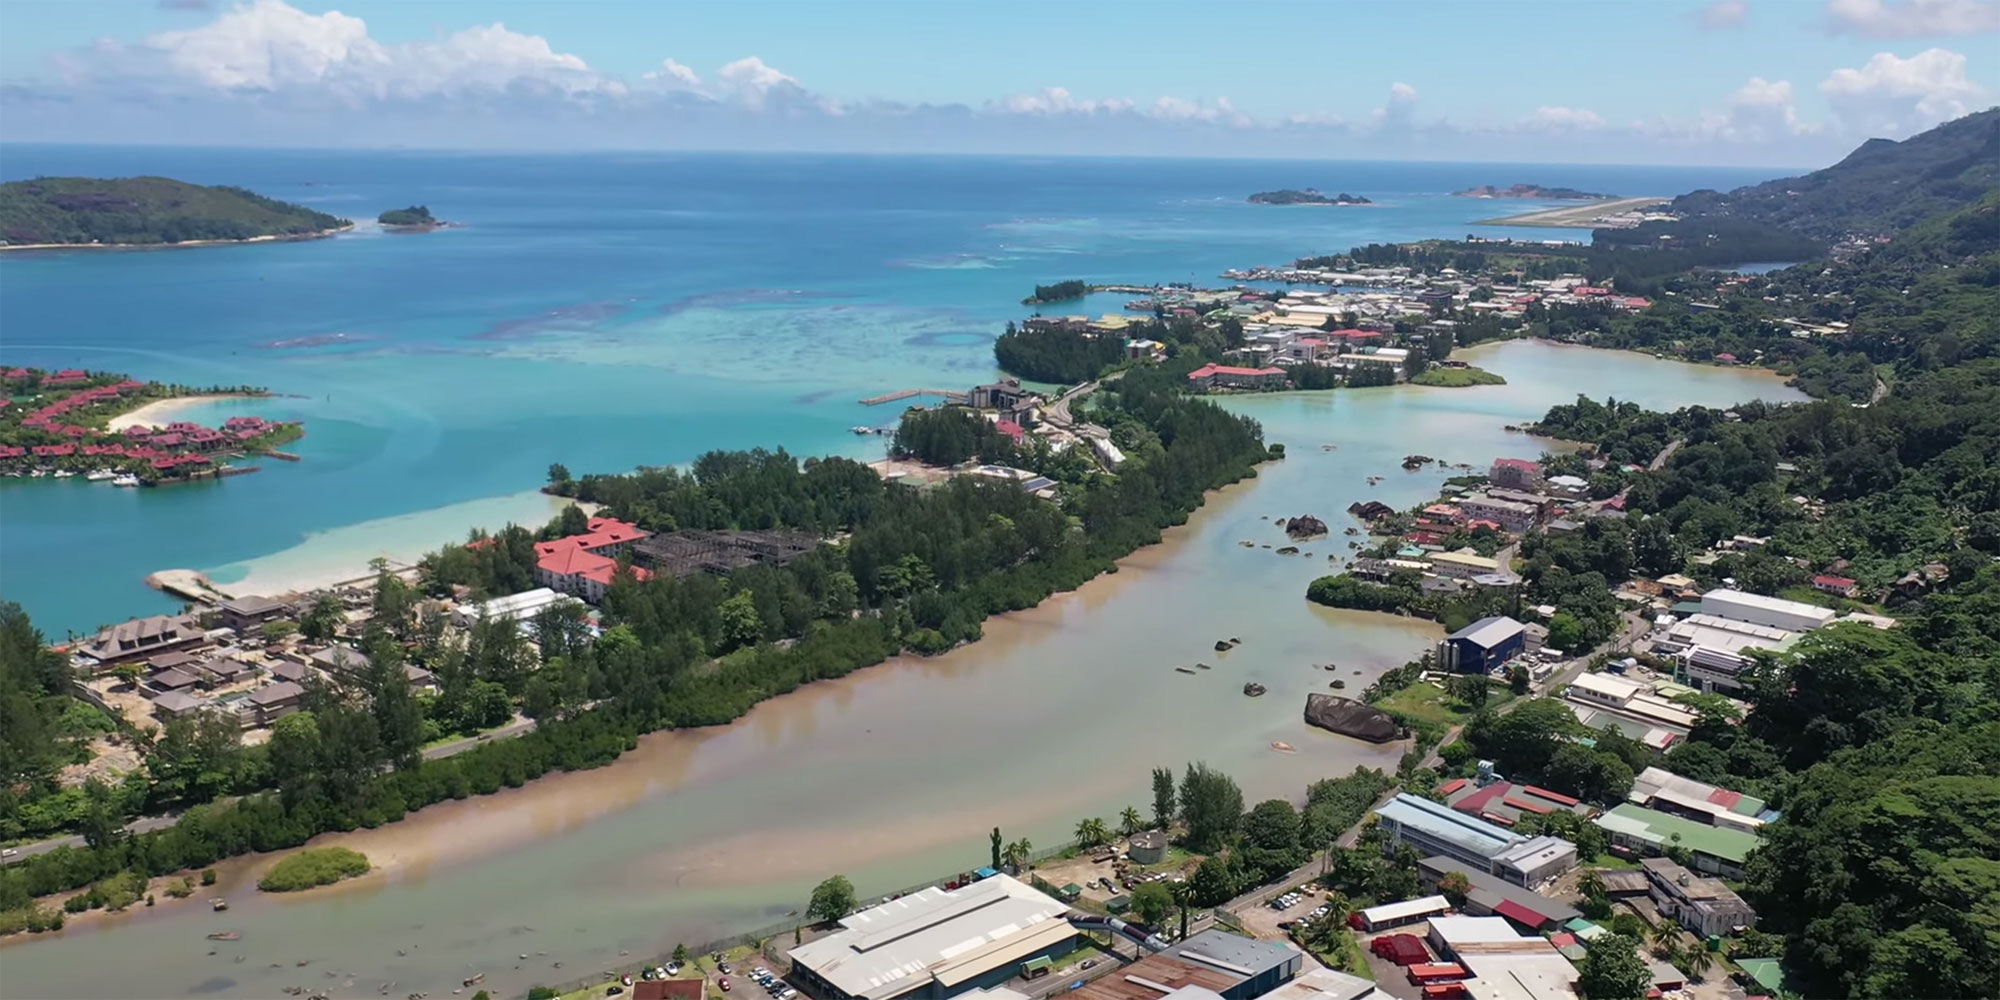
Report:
1437,615,1526,674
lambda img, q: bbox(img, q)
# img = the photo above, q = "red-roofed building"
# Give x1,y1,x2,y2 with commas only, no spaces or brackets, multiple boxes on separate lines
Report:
535,544,651,604
1488,457,1544,491
1714,353,1738,364
1186,363,1288,392
994,419,1025,443
0,446,25,460
32,444,75,457
152,433,184,448
1574,287,1610,296
1443,780,1591,827
1812,575,1859,598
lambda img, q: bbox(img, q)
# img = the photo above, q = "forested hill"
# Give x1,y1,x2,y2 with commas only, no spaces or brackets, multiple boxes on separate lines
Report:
1670,107,2000,238
0,176,348,247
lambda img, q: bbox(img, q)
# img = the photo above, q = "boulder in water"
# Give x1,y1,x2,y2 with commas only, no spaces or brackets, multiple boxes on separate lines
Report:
1284,515,1329,539
1303,693,1397,742
1243,682,1267,697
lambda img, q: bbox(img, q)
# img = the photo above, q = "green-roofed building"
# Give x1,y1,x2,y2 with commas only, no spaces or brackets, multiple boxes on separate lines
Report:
1735,957,1788,996
1595,803,1761,878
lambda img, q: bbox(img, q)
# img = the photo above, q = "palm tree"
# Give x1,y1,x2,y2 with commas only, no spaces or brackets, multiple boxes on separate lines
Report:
1683,945,1716,981
1003,837,1033,872
1119,806,1144,837
1075,817,1110,849
1576,869,1606,900
1649,920,1679,957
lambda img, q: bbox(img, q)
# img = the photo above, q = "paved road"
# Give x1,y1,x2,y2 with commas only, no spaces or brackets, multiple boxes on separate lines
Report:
4,714,545,866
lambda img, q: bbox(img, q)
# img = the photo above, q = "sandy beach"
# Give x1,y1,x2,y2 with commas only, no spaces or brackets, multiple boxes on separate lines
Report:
0,225,354,253
106,394,259,432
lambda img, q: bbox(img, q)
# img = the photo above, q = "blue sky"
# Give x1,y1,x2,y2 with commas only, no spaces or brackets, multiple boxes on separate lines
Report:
0,0,1993,164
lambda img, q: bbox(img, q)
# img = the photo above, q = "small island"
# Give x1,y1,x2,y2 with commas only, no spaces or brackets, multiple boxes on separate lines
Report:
1248,189,1372,206
0,176,350,249
1411,365,1507,387
257,847,370,892
1022,279,1090,305
1452,183,1612,200
378,204,444,230
1,366,303,485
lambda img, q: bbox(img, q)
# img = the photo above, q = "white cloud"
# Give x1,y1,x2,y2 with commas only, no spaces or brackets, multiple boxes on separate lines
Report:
106,0,609,102
1694,1,1751,28
1520,105,1606,131
1819,47,1987,133
1823,0,2000,37
990,86,1134,115
1367,82,1419,130
1637,76,1818,142
1149,95,1250,126
644,58,701,90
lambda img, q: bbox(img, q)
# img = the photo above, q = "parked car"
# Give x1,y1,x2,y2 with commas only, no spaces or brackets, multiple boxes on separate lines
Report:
719,978,732,992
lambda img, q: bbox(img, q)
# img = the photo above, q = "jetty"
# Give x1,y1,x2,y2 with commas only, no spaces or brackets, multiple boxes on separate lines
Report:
859,388,968,406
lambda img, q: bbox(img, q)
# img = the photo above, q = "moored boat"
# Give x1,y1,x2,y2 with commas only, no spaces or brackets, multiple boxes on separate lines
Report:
113,474,141,487
86,468,116,481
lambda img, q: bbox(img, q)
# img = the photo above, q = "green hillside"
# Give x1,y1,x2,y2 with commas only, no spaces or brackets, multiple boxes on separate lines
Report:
1672,107,2000,238
0,176,348,247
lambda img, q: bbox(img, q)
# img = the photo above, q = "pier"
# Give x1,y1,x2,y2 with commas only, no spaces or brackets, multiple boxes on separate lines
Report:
859,388,968,406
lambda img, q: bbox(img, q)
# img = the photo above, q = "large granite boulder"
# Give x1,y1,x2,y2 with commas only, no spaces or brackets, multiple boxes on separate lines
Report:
1303,694,1399,743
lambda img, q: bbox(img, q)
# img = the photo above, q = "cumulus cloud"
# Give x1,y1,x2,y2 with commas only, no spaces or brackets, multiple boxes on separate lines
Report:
1819,47,1987,133
1637,76,1819,142
1149,95,1250,126
95,0,610,102
1367,82,1419,130
990,87,1133,115
1823,0,2000,37
1520,106,1607,131
1694,1,1751,28
644,58,700,90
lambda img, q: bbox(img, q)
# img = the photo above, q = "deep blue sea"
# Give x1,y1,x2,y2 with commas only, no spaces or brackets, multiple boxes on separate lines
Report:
0,148,1780,634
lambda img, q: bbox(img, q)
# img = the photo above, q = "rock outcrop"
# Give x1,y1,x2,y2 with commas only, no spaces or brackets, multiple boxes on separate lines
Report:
1243,682,1267,697
1284,515,1329,538
1303,694,1398,743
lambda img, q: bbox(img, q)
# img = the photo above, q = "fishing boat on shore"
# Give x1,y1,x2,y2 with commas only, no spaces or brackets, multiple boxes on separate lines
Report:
207,931,241,941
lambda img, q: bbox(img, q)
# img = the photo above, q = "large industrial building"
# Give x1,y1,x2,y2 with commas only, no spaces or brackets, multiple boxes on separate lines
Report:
1697,589,1835,633
1070,931,1306,1000
1415,858,1582,932
1372,794,1576,887
1627,767,1773,833
786,874,1080,1000
1650,614,1798,692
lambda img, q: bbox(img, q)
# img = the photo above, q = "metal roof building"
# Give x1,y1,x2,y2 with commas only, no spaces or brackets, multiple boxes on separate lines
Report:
1260,968,1377,1000
786,874,1079,1000
1595,804,1760,878
1160,930,1304,1000
1697,589,1835,633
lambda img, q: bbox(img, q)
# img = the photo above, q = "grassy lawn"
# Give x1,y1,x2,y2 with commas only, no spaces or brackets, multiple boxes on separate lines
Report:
1411,366,1507,388
1301,930,1375,981
1586,852,1642,871
1377,681,1517,728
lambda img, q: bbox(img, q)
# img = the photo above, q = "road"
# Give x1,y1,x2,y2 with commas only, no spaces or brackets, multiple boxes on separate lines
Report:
3,714,545,866
1648,439,1684,473
1041,371,1121,430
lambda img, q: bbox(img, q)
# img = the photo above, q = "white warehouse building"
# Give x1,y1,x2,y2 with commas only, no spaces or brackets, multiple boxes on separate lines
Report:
1698,589,1836,634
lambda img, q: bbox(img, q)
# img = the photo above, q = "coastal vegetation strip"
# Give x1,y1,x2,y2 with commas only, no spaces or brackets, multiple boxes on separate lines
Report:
0,362,1271,936
378,205,438,227
257,846,370,892
0,176,348,248
1021,279,1090,305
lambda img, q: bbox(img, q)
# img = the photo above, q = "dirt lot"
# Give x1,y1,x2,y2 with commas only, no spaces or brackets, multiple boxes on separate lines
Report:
1030,845,1198,910
1231,882,1331,942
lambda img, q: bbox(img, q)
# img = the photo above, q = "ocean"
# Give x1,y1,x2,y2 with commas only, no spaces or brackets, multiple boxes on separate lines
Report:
0,147,1780,635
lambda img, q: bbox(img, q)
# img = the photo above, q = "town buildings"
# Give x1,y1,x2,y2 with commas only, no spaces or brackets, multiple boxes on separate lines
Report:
1627,767,1772,833
1561,673,1699,751
1638,857,1756,937
1436,778,1588,829
1186,363,1288,392
1428,550,1502,580
1594,803,1759,878
786,874,1080,1000
216,595,291,632
533,517,655,604
1415,858,1582,932
75,613,206,668
1697,589,1835,633
1372,794,1576,887
1437,616,1526,675
1457,496,1540,533
450,587,585,629
1487,459,1544,492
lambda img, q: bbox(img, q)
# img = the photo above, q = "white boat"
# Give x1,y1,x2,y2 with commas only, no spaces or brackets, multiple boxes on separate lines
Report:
112,474,141,487
51,469,74,479
86,468,116,482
